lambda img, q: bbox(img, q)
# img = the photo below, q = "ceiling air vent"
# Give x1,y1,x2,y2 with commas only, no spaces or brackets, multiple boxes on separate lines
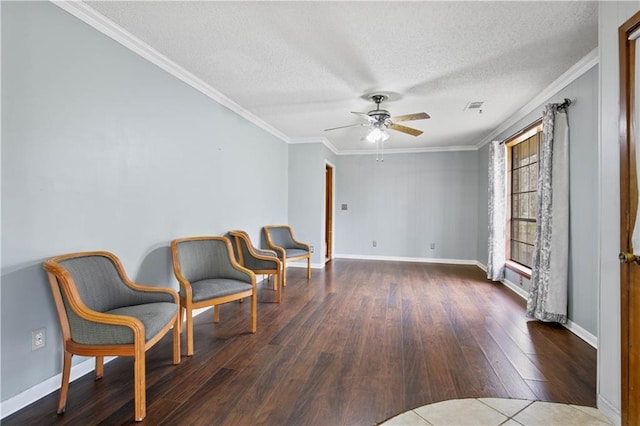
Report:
464,101,484,111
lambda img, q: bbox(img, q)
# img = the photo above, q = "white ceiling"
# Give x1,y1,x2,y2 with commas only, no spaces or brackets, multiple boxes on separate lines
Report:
83,1,598,153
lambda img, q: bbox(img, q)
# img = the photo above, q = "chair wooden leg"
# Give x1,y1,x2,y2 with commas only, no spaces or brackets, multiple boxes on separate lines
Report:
282,258,287,287
172,314,181,365
133,345,146,421
272,274,277,291
250,293,257,333
95,356,104,380
276,271,281,304
307,257,311,280
214,305,220,323
186,306,194,357
57,351,72,414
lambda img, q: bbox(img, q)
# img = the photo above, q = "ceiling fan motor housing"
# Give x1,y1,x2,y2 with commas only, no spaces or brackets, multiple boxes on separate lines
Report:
369,109,391,127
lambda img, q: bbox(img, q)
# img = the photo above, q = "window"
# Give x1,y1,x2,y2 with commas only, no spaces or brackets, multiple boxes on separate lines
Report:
506,121,542,271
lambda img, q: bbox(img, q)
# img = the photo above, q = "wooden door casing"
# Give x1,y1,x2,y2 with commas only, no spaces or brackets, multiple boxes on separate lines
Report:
619,11,640,426
325,164,334,261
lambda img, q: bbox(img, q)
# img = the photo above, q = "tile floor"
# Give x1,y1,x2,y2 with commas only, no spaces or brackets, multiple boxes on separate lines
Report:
380,398,612,426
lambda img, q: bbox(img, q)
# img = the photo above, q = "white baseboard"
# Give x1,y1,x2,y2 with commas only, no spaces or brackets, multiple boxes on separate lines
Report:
597,394,621,426
501,279,597,349
564,319,598,348
0,306,218,420
1,355,117,419
334,253,479,265
502,278,530,300
286,262,325,270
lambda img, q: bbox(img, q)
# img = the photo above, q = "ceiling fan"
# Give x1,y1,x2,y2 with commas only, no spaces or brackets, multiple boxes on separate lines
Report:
324,93,430,140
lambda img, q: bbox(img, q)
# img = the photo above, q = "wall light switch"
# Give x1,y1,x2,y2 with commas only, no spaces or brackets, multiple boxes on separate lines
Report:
341,204,348,210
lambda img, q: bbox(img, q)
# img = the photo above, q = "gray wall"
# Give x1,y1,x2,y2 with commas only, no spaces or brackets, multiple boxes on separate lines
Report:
476,65,599,336
335,151,479,260
2,1,288,401
287,143,338,266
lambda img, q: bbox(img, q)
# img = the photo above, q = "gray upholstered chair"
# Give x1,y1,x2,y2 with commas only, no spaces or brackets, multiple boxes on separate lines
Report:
43,251,181,422
170,236,256,356
229,230,282,303
263,225,311,287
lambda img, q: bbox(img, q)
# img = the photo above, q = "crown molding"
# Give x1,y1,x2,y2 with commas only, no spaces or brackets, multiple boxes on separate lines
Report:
338,144,478,155
288,137,339,155
475,47,598,150
51,1,291,144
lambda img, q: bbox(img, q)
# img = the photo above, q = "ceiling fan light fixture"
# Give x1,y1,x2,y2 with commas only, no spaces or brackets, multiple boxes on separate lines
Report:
366,127,389,143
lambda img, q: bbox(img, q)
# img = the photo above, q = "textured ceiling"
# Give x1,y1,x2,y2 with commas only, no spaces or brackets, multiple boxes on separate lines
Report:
84,1,598,153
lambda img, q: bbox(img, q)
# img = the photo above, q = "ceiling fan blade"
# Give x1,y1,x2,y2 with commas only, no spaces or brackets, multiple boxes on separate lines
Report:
351,112,376,123
391,112,431,122
324,123,367,132
390,124,423,137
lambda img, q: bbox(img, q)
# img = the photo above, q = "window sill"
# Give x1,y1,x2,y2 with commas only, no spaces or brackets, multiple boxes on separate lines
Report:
505,261,532,279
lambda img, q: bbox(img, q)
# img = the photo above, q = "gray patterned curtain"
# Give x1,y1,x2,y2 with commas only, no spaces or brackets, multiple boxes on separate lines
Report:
487,140,506,281
526,104,569,323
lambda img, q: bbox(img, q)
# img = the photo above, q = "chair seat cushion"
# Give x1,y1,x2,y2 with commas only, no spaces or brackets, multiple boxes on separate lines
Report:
189,278,253,303
68,302,177,345
283,248,309,259
106,302,178,343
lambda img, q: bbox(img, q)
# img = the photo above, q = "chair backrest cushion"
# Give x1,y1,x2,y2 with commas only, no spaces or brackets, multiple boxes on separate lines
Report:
58,255,153,312
232,231,278,271
266,226,297,248
175,239,240,283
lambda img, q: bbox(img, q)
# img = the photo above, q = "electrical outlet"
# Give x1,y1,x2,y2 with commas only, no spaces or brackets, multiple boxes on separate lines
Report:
373,240,377,247
310,245,314,253
32,328,45,351
430,243,436,250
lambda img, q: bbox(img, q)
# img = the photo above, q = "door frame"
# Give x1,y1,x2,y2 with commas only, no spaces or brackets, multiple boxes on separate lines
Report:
324,161,335,262
619,11,640,425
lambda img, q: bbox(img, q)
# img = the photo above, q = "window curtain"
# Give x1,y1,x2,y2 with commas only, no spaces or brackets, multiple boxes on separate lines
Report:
487,140,506,281
526,104,569,323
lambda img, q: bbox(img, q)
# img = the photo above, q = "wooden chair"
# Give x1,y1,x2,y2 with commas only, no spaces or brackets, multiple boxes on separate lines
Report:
263,225,311,287
43,251,181,422
229,230,282,303
170,236,256,356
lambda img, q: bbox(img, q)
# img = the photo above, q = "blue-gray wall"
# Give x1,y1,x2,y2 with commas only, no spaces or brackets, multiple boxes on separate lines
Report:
334,151,479,260
2,1,288,401
476,65,599,336
287,143,338,266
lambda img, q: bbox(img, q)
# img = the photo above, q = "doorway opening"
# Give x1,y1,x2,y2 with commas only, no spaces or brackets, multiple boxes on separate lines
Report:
325,162,334,262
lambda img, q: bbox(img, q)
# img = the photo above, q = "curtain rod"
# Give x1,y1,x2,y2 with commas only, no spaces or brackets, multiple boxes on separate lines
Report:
557,98,572,111
499,98,573,145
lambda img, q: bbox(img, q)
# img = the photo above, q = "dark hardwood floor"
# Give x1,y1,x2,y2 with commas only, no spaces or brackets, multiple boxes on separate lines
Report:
4,260,597,425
